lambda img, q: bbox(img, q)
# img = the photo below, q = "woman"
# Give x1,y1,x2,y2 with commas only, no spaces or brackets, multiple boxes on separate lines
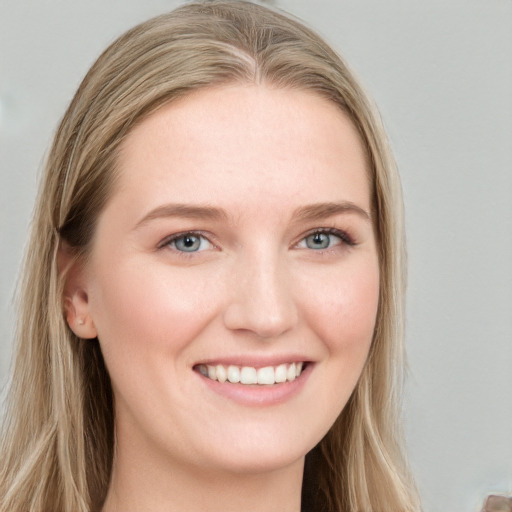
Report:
0,1,420,511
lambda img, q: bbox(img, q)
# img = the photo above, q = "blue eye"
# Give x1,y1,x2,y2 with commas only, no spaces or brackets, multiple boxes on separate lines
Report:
166,233,212,252
298,230,351,250
306,232,332,249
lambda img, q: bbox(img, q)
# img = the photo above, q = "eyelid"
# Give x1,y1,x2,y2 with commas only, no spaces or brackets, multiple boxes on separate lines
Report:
157,230,217,252
294,227,356,249
156,227,355,254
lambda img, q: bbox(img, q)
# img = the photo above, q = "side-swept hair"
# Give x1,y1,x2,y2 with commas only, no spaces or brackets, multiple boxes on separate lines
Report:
0,2,420,511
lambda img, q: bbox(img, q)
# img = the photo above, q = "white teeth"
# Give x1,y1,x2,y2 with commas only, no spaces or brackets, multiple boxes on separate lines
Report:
227,365,240,383
287,363,297,382
274,364,287,383
240,366,257,384
216,364,227,383
257,366,275,385
200,362,306,385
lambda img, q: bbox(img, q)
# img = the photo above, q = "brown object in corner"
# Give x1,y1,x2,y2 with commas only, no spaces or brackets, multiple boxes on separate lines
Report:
483,495,512,512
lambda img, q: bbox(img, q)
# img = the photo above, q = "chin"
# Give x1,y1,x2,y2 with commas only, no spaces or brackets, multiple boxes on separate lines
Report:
203,443,308,476
186,419,323,476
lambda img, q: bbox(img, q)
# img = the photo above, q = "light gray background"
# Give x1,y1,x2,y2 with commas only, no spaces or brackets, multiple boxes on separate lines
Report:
1,1,511,511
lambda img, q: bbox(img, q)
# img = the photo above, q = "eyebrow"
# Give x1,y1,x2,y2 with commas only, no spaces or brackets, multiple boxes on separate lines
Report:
134,200,371,229
292,202,371,223
135,203,228,229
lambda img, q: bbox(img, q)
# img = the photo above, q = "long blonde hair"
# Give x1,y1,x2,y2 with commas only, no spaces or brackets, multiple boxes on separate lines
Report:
0,2,420,511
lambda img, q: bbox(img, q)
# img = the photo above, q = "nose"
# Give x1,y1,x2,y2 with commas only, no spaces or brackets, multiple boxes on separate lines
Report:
222,250,298,339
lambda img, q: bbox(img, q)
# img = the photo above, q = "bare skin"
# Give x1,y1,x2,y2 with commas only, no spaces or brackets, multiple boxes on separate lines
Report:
65,84,379,512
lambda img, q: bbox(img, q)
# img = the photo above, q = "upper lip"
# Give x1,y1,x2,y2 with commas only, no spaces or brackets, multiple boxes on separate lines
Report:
193,355,313,369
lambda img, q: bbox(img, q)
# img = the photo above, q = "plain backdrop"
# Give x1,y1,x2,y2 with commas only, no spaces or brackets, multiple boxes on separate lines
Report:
1,1,511,511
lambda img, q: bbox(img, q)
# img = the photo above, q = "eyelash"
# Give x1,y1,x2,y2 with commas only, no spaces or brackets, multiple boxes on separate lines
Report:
157,231,214,254
297,228,356,250
157,227,356,255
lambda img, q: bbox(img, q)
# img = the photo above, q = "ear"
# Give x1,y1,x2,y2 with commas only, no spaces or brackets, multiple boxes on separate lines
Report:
58,242,98,339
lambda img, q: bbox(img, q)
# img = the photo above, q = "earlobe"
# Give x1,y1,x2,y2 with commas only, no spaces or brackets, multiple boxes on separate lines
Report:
59,242,98,340
63,293,98,339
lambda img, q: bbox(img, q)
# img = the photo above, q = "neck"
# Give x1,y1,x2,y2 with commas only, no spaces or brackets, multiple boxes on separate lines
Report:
102,438,304,512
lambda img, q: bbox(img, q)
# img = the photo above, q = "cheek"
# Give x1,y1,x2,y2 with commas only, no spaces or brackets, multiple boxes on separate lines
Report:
87,258,224,362
299,258,380,354
293,258,379,435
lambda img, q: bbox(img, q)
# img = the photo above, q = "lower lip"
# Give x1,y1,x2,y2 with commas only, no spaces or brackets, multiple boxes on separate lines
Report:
196,363,313,406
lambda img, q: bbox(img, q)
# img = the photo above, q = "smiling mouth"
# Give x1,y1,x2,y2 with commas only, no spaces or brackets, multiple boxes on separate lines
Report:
194,362,307,385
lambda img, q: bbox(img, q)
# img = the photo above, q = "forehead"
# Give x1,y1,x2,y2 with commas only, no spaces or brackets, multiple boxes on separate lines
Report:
113,84,370,221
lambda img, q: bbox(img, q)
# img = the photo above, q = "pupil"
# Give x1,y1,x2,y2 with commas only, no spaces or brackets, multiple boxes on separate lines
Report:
176,234,200,252
306,232,329,249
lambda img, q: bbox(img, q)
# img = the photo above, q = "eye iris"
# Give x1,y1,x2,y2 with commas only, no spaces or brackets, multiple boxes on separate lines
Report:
175,235,201,252
307,232,330,249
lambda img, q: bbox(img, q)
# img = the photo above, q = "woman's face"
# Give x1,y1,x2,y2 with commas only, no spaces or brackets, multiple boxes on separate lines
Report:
77,84,379,475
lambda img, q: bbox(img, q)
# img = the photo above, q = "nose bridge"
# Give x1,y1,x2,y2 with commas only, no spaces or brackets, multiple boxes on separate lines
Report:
223,244,298,339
